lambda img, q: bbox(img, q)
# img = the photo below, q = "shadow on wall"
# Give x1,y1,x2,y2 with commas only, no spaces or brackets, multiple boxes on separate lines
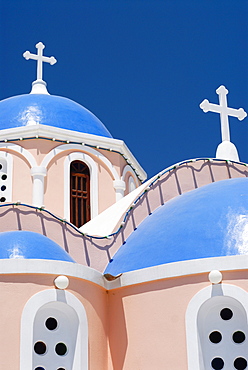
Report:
0,160,247,272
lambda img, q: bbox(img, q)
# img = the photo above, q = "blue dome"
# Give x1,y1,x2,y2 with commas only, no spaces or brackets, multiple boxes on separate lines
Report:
0,230,75,262
105,177,248,275
0,94,112,138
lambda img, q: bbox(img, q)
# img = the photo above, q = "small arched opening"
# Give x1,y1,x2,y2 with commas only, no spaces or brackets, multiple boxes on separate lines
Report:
70,160,90,227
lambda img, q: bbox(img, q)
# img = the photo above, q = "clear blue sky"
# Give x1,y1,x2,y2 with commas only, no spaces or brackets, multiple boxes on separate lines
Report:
0,0,248,178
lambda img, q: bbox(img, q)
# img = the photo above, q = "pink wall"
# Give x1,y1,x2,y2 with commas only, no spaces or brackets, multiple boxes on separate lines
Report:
108,271,248,369
107,274,208,369
1,268,248,368
43,148,117,216
19,139,59,164
12,153,33,204
0,274,108,369
5,140,140,221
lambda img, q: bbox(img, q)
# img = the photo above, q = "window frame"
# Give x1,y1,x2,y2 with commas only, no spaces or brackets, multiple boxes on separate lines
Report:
20,289,88,370
70,160,91,227
186,283,248,370
64,152,98,224
0,151,13,203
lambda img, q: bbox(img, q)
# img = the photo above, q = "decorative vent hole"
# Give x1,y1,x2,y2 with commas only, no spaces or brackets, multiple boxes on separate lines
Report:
45,317,58,330
233,331,245,344
34,341,46,355
211,357,224,370
209,331,222,344
55,342,67,356
220,308,233,320
234,357,247,370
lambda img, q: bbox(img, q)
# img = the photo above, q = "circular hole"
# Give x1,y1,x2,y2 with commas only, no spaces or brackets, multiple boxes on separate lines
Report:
1,174,7,180
0,164,2,170
1,185,6,191
55,342,67,356
0,197,6,202
57,368,66,370
211,357,224,370
220,308,233,320
209,331,222,344
45,317,58,330
34,341,46,355
234,357,247,370
233,331,246,344
35,368,45,370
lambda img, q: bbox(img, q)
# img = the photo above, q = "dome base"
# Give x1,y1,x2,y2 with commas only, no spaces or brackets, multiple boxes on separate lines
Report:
216,141,240,161
30,79,49,95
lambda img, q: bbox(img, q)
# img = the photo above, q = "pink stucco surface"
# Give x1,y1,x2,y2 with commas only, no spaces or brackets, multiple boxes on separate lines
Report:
11,151,33,205
18,139,59,164
0,274,108,369
107,274,208,369
107,271,248,369
2,139,140,220
2,269,247,369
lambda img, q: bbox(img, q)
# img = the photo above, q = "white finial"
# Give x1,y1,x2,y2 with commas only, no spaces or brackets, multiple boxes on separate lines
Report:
208,270,222,284
54,275,69,289
23,42,57,94
200,85,247,161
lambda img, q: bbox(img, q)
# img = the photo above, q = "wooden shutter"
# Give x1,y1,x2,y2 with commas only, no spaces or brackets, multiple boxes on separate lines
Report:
70,161,90,227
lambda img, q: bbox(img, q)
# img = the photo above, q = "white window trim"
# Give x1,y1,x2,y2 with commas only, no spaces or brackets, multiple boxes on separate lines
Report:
128,176,136,193
20,288,88,370
41,143,123,220
64,151,98,221
0,143,40,205
0,151,13,202
41,143,119,180
121,165,139,189
186,283,248,370
0,142,37,168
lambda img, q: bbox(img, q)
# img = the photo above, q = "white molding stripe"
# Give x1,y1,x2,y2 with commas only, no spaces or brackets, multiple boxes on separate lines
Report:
0,124,147,181
0,142,37,168
41,143,119,180
0,259,106,287
107,255,248,290
0,255,248,290
121,164,140,188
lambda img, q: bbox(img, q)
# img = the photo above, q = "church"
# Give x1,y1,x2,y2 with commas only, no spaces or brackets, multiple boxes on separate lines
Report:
0,42,248,370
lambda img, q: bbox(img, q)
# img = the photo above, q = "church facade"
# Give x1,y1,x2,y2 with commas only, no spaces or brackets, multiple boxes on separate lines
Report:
0,42,248,370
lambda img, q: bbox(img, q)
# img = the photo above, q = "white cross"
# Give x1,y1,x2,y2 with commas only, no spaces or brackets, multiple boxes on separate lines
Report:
200,85,247,142
23,42,57,81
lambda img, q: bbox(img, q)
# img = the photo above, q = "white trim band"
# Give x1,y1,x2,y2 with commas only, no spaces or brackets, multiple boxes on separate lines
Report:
0,255,248,290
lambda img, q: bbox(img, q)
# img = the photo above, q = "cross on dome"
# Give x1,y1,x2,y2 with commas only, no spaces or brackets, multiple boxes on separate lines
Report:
23,42,57,81
200,85,247,161
23,42,57,94
200,85,247,142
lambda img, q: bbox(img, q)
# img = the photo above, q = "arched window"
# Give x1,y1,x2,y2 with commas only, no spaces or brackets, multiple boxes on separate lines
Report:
20,288,88,370
33,301,79,370
128,176,136,193
198,296,248,370
186,282,248,370
0,152,12,202
70,161,90,227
